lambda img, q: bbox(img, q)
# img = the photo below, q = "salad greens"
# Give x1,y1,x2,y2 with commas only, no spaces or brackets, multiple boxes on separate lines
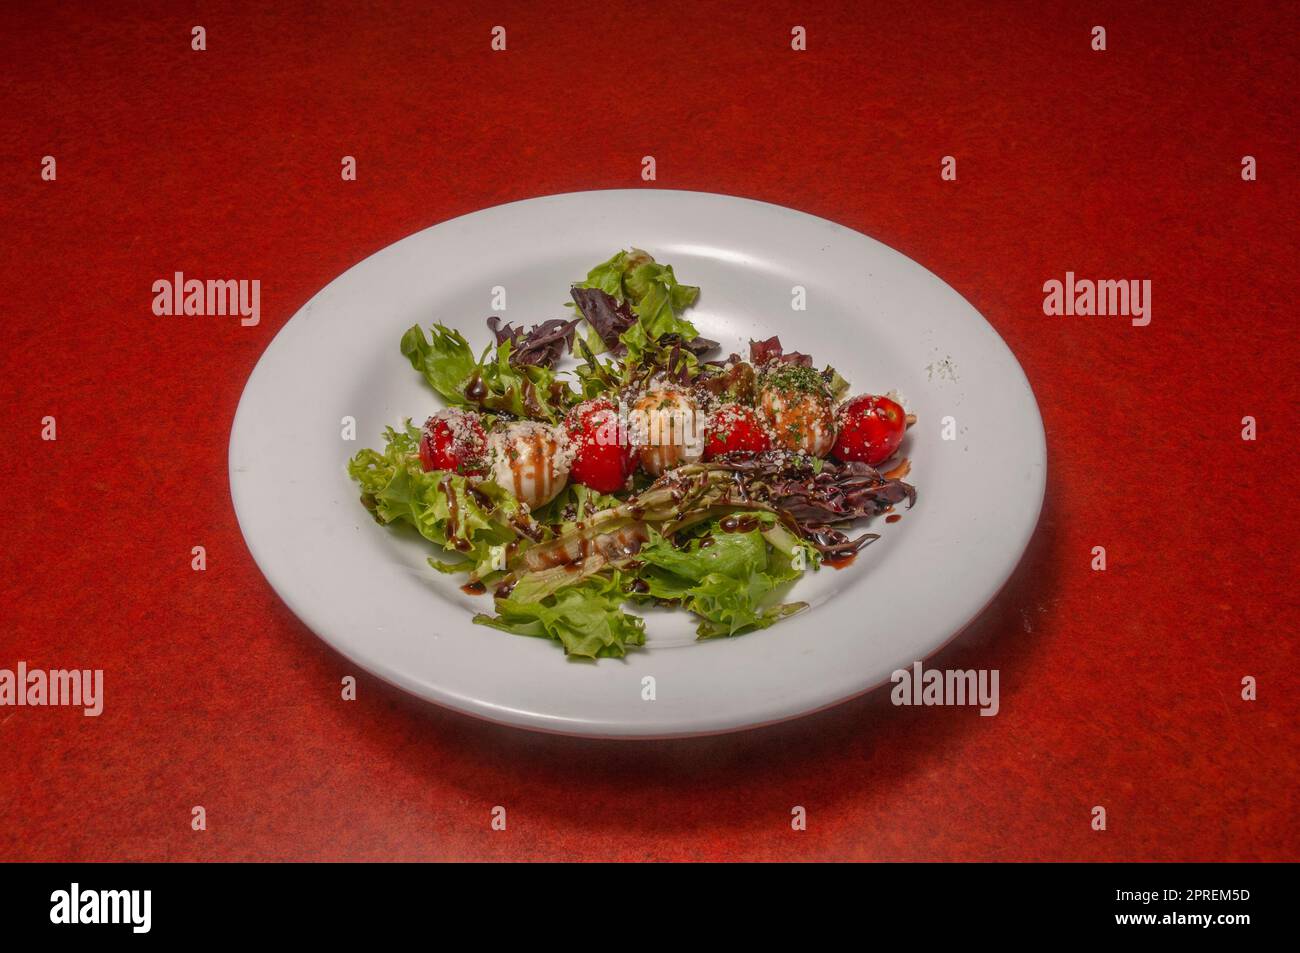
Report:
638,517,812,638
348,422,525,579
574,249,701,351
350,249,916,661
570,249,717,385
400,323,568,421
474,572,646,660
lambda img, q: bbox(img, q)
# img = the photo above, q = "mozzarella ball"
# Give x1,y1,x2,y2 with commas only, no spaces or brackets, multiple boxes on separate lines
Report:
758,365,836,457
487,421,571,509
631,387,704,476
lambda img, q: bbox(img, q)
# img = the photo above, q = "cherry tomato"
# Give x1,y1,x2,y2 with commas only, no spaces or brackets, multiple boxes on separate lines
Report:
418,409,488,476
832,394,906,466
565,398,635,493
703,403,771,460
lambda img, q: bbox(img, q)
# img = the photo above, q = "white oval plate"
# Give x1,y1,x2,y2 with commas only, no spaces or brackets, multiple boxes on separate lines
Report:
230,190,1045,738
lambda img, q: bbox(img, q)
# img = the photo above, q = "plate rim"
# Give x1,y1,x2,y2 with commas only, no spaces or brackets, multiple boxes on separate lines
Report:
228,187,1047,739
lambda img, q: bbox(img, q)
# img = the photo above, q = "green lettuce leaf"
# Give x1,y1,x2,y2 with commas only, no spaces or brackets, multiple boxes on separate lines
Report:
474,573,646,659
638,519,809,638
687,573,807,639
574,249,702,366
640,522,769,582
347,422,526,577
400,323,571,421
577,252,629,301
400,324,478,405
823,365,851,401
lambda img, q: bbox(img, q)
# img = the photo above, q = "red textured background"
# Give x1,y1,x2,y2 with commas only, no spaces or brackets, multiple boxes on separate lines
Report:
2,0,1296,862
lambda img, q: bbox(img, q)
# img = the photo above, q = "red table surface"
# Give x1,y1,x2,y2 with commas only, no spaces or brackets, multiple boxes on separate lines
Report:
1,0,1296,862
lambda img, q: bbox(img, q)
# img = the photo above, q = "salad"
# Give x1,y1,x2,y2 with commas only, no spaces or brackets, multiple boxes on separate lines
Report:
348,250,917,659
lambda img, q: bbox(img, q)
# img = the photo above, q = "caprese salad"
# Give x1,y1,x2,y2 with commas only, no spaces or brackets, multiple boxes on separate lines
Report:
349,250,917,659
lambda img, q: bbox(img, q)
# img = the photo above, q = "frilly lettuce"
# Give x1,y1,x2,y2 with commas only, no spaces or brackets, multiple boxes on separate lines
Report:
347,422,525,578
574,249,702,365
637,516,813,638
474,572,646,660
400,322,570,422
